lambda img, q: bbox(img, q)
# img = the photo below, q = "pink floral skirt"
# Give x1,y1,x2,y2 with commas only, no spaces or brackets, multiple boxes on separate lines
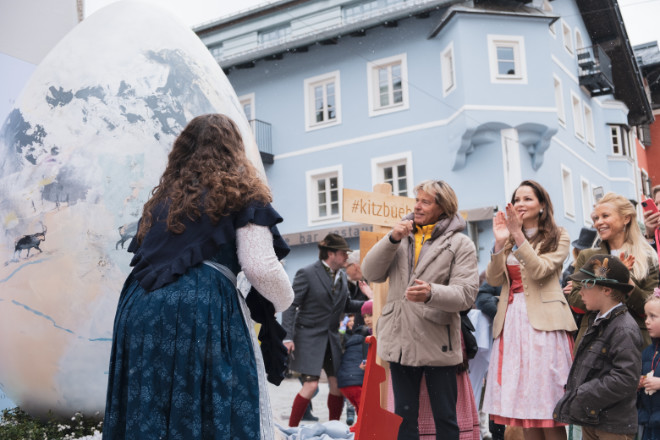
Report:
483,292,573,428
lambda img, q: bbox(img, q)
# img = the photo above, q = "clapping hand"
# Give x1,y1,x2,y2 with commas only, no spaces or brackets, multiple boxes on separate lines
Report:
504,203,523,233
492,211,510,252
619,252,635,271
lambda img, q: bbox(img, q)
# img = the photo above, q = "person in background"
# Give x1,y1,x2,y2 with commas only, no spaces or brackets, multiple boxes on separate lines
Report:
643,185,660,252
554,255,642,440
561,227,598,288
475,275,501,322
282,233,364,427
344,250,374,327
561,227,598,330
638,288,660,440
337,300,374,418
103,114,294,440
474,274,503,440
482,180,576,440
362,179,479,440
567,192,659,347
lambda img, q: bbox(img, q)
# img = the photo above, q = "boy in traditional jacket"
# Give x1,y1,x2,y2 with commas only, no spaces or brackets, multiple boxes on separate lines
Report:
553,254,643,440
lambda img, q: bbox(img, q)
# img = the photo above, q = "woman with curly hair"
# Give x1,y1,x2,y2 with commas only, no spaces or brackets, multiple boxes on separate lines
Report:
482,180,576,440
103,114,293,440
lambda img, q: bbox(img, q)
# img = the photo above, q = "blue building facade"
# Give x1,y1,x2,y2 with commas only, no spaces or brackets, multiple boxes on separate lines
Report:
195,0,653,276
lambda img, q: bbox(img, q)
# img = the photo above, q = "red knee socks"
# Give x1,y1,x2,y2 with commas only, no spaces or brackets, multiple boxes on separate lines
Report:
289,393,311,427
327,392,344,421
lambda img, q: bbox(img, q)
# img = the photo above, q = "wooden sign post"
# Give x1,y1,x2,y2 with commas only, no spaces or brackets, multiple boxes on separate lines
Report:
343,184,415,409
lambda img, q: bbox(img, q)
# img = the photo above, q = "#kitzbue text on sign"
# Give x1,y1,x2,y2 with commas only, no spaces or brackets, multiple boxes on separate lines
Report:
342,188,415,228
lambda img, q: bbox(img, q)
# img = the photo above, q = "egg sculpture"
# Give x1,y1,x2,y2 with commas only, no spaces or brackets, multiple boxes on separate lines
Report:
0,0,264,417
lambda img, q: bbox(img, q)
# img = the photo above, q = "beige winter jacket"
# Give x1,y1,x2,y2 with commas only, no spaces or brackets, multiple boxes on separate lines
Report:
486,228,577,340
362,214,479,367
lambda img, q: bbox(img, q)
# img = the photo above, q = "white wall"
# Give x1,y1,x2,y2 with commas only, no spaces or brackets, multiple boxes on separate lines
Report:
0,0,79,64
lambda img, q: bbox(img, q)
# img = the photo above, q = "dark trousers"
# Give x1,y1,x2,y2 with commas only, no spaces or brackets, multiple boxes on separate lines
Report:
389,362,458,440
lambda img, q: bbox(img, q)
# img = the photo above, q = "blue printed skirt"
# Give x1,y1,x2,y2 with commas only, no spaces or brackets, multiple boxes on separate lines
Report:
103,263,260,440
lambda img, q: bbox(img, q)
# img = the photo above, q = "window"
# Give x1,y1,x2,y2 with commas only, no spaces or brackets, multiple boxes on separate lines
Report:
561,165,575,219
304,71,341,131
571,93,584,140
306,166,342,224
581,178,593,226
583,103,595,147
562,21,573,54
641,169,651,198
441,43,456,96
610,125,632,157
367,54,409,116
343,0,378,22
371,152,413,197
239,93,255,121
259,25,291,46
487,35,527,84
553,76,565,125
209,44,223,60
575,29,584,52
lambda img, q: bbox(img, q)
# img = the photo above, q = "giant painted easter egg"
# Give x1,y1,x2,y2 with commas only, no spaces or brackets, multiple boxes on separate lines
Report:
0,0,263,417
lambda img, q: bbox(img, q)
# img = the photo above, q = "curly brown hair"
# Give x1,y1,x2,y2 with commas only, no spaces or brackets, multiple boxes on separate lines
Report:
505,180,561,255
136,114,272,243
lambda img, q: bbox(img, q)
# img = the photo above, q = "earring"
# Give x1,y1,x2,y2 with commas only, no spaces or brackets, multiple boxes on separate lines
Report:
539,209,544,215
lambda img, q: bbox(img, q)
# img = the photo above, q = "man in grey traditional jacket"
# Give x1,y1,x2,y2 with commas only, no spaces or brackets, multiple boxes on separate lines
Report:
282,233,364,427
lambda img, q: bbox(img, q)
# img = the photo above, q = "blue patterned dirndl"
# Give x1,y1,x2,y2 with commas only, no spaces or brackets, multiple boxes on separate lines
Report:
103,261,268,440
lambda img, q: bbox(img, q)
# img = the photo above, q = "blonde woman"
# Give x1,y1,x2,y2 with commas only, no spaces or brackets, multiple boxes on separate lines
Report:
566,192,659,346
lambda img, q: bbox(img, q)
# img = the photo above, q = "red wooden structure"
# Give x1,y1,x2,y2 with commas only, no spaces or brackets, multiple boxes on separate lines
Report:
352,335,402,440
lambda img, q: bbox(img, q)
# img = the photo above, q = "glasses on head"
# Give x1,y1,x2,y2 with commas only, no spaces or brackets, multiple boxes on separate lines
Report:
580,279,598,289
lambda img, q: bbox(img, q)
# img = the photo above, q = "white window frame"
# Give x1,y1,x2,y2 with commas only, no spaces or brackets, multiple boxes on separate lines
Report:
561,165,576,220
641,168,651,198
562,20,573,55
487,35,528,84
304,70,342,131
370,151,413,197
441,43,456,96
580,177,593,226
583,102,595,148
610,125,633,158
239,93,255,121
611,125,623,155
366,53,409,116
553,75,565,126
306,165,343,226
571,92,584,140
575,29,585,52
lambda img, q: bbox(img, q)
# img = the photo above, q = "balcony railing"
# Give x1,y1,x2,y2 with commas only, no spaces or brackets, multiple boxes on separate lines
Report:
577,45,614,96
249,119,273,164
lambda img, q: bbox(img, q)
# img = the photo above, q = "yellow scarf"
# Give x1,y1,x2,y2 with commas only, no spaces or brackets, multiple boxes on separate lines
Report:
414,223,436,268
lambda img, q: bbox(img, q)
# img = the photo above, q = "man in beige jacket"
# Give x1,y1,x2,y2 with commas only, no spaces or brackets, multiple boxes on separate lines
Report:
362,180,479,440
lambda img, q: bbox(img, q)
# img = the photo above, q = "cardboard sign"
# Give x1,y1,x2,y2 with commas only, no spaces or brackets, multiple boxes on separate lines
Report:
343,188,415,227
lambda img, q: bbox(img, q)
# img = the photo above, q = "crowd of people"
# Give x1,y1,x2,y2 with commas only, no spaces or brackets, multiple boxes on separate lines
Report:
101,113,660,440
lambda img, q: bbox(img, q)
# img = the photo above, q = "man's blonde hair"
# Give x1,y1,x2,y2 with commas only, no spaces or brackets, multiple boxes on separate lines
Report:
414,180,458,218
